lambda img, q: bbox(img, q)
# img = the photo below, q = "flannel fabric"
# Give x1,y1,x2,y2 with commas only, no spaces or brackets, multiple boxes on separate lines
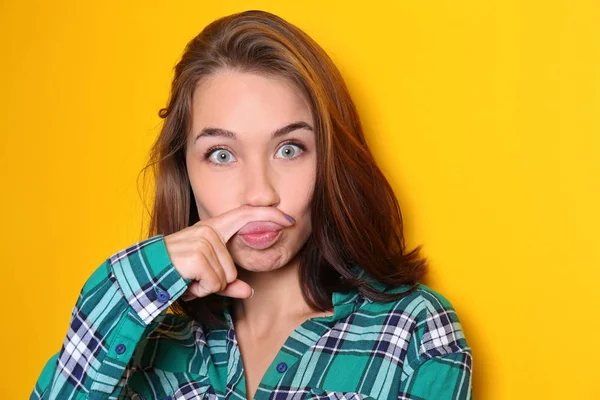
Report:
31,234,472,400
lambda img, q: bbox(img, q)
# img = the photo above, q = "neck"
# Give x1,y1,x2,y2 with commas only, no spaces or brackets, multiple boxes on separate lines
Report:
231,257,325,338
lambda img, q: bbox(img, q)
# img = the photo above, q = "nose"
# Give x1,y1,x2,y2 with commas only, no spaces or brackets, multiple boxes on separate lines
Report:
242,161,280,208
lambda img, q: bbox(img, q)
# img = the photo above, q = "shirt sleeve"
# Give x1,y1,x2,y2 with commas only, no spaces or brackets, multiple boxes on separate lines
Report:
30,234,191,400
398,351,473,400
397,286,473,400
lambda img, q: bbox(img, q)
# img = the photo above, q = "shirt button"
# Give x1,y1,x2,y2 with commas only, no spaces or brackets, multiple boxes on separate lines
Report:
115,343,126,355
276,362,288,373
157,290,170,303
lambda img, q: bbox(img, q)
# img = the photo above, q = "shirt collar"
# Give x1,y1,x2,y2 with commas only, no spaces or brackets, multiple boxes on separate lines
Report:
221,289,361,328
220,265,408,327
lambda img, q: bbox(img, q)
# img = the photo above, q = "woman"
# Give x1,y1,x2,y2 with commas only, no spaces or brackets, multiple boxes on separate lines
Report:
31,10,472,400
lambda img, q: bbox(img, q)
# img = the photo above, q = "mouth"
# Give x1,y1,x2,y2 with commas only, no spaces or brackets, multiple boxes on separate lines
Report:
239,230,283,250
237,221,284,250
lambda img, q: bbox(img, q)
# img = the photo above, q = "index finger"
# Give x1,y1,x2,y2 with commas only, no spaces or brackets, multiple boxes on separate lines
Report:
201,205,295,244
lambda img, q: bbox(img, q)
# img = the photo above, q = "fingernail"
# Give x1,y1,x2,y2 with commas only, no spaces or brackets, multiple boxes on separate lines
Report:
249,288,255,298
284,213,295,224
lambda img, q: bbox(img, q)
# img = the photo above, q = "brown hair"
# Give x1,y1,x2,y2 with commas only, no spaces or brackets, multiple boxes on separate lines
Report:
138,9,427,327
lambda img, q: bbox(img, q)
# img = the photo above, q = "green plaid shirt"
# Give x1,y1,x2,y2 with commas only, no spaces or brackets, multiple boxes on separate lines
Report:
31,234,472,399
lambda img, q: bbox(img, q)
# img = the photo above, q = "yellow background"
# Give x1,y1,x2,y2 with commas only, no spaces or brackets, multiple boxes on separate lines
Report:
1,1,598,398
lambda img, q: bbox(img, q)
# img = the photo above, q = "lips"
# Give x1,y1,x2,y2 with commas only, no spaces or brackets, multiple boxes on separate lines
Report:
237,221,283,235
238,221,283,250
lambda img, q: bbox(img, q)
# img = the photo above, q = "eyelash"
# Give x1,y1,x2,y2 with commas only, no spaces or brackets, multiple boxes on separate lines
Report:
203,140,307,167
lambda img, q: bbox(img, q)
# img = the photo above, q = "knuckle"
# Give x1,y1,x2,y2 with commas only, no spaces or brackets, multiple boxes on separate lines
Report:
192,284,209,298
224,264,237,282
187,253,209,279
204,277,222,293
195,224,212,237
195,238,211,253
228,266,238,280
205,225,224,243
198,224,224,244
189,249,205,265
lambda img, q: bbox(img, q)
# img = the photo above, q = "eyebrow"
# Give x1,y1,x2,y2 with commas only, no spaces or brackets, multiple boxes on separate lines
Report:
194,121,313,142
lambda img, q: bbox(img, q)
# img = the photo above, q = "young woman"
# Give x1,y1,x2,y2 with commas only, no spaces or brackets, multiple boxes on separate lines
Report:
31,10,472,400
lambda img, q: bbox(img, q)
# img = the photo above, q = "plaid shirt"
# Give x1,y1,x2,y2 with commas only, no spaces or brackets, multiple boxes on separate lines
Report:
31,234,472,400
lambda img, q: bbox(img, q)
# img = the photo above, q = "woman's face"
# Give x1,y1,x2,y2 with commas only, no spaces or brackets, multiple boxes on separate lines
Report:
185,70,316,273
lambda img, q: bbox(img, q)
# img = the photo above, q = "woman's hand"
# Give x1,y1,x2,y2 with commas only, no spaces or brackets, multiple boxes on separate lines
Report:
163,205,295,301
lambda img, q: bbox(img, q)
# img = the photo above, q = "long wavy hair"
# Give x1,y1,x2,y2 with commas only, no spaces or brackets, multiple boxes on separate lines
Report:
138,9,427,327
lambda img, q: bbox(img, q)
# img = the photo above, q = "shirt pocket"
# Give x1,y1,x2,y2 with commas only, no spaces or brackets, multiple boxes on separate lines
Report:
170,381,218,400
304,388,377,400
123,370,216,400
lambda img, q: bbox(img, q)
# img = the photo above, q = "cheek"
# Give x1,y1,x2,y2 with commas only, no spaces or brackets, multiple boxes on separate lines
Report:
280,163,316,213
188,169,240,220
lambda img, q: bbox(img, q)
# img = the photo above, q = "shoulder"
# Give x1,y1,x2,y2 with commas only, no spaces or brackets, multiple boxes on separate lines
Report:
356,284,471,368
360,283,463,320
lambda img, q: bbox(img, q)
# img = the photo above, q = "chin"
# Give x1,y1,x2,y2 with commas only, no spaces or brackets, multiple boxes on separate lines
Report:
229,231,309,273
234,247,288,272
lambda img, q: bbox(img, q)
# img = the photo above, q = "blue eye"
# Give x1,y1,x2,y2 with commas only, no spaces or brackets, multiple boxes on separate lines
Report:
276,143,303,159
208,149,236,164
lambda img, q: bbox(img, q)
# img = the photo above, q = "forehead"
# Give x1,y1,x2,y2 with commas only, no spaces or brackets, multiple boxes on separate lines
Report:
190,70,313,137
